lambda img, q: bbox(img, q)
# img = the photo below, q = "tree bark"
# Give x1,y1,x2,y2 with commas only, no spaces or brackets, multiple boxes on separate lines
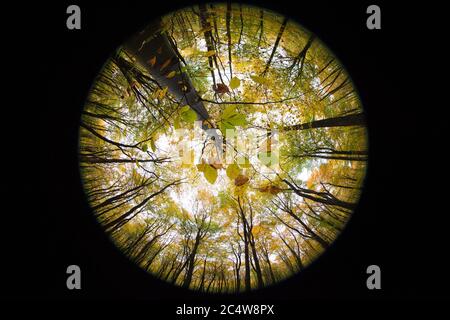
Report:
283,112,365,131
262,17,288,75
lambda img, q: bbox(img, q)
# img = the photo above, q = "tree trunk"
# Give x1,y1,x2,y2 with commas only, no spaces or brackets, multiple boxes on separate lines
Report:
124,16,210,122
226,2,233,78
283,112,364,131
283,179,356,211
262,17,288,75
182,235,201,288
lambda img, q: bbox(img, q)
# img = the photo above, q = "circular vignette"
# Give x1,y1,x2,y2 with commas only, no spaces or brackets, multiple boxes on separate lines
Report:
79,3,368,294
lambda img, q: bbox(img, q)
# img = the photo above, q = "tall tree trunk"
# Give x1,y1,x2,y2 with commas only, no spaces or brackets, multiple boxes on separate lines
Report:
199,4,217,88
243,229,251,291
124,16,210,122
283,112,364,131
182,235,201,288
226,2,233,78
198,256,208,291
104,180,180,234
248,233,264,288
279,235,303,269
284,179,355,211
262,17,288,75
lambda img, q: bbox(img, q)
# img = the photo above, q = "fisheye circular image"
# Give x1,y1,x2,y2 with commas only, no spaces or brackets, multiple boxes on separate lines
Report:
79,3,367,293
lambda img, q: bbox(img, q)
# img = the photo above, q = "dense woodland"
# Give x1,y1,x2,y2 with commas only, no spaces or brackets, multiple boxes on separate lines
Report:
80,4,367,293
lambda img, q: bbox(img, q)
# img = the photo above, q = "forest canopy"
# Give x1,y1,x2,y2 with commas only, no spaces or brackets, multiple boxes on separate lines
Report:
79,3,368,293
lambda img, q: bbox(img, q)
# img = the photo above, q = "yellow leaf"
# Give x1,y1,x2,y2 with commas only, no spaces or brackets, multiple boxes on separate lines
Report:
196,163,207,172
204,165,218,184
226,163,240,179
229,77,241,90
252,225,262,236
205,50,216,57
150,139,156,152
166,71,176,79
173,117,181,129
250,75,268,85
158,87,168,99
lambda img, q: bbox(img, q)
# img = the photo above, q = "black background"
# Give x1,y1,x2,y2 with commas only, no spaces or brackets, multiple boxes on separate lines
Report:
4,0,448,306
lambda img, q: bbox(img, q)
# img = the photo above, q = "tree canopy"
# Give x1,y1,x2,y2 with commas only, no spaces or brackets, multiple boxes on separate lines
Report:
79,3,367,293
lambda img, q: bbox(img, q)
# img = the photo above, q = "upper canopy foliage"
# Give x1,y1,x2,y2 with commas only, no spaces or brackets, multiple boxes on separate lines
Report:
80,3,367,293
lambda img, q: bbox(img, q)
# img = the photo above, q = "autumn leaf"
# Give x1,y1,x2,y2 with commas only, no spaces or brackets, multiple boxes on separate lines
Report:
196,163,207,172
157,87,168,99
173,117,181,129
234,174,249,186
226,163,240,179
205,50,216,57
213,83,230,94
166,71,177,79
204,165,218,184
148,56,156,67
257,184,283,195
150,139,156,152
229,77,241,90
252,225,262,236
250,75,268,85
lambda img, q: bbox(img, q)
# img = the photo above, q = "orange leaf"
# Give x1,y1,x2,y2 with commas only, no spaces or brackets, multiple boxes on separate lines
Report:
234,174,249,186
148,56,156,67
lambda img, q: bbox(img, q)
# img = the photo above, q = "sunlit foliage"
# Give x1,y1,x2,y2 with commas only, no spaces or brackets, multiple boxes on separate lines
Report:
79,3,367,293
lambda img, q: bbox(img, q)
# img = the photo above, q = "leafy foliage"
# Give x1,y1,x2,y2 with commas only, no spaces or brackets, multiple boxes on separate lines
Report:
79,4,368,294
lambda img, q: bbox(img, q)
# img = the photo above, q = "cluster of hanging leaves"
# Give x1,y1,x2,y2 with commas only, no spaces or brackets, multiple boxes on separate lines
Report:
79,3,368,293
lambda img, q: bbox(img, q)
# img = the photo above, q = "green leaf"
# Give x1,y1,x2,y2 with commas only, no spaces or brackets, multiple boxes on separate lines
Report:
219,121,235,134
250,75,268,85
181,108,197,123
173,117,181,129
227,113,247,126
229,77,241,90
226,163,240,180
180,105,191,113
204,165,218,184
319,220,327,227
142,144,148,152
257,151,279,167
150,139,156,152
166,71,177,79
222,105,237,120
